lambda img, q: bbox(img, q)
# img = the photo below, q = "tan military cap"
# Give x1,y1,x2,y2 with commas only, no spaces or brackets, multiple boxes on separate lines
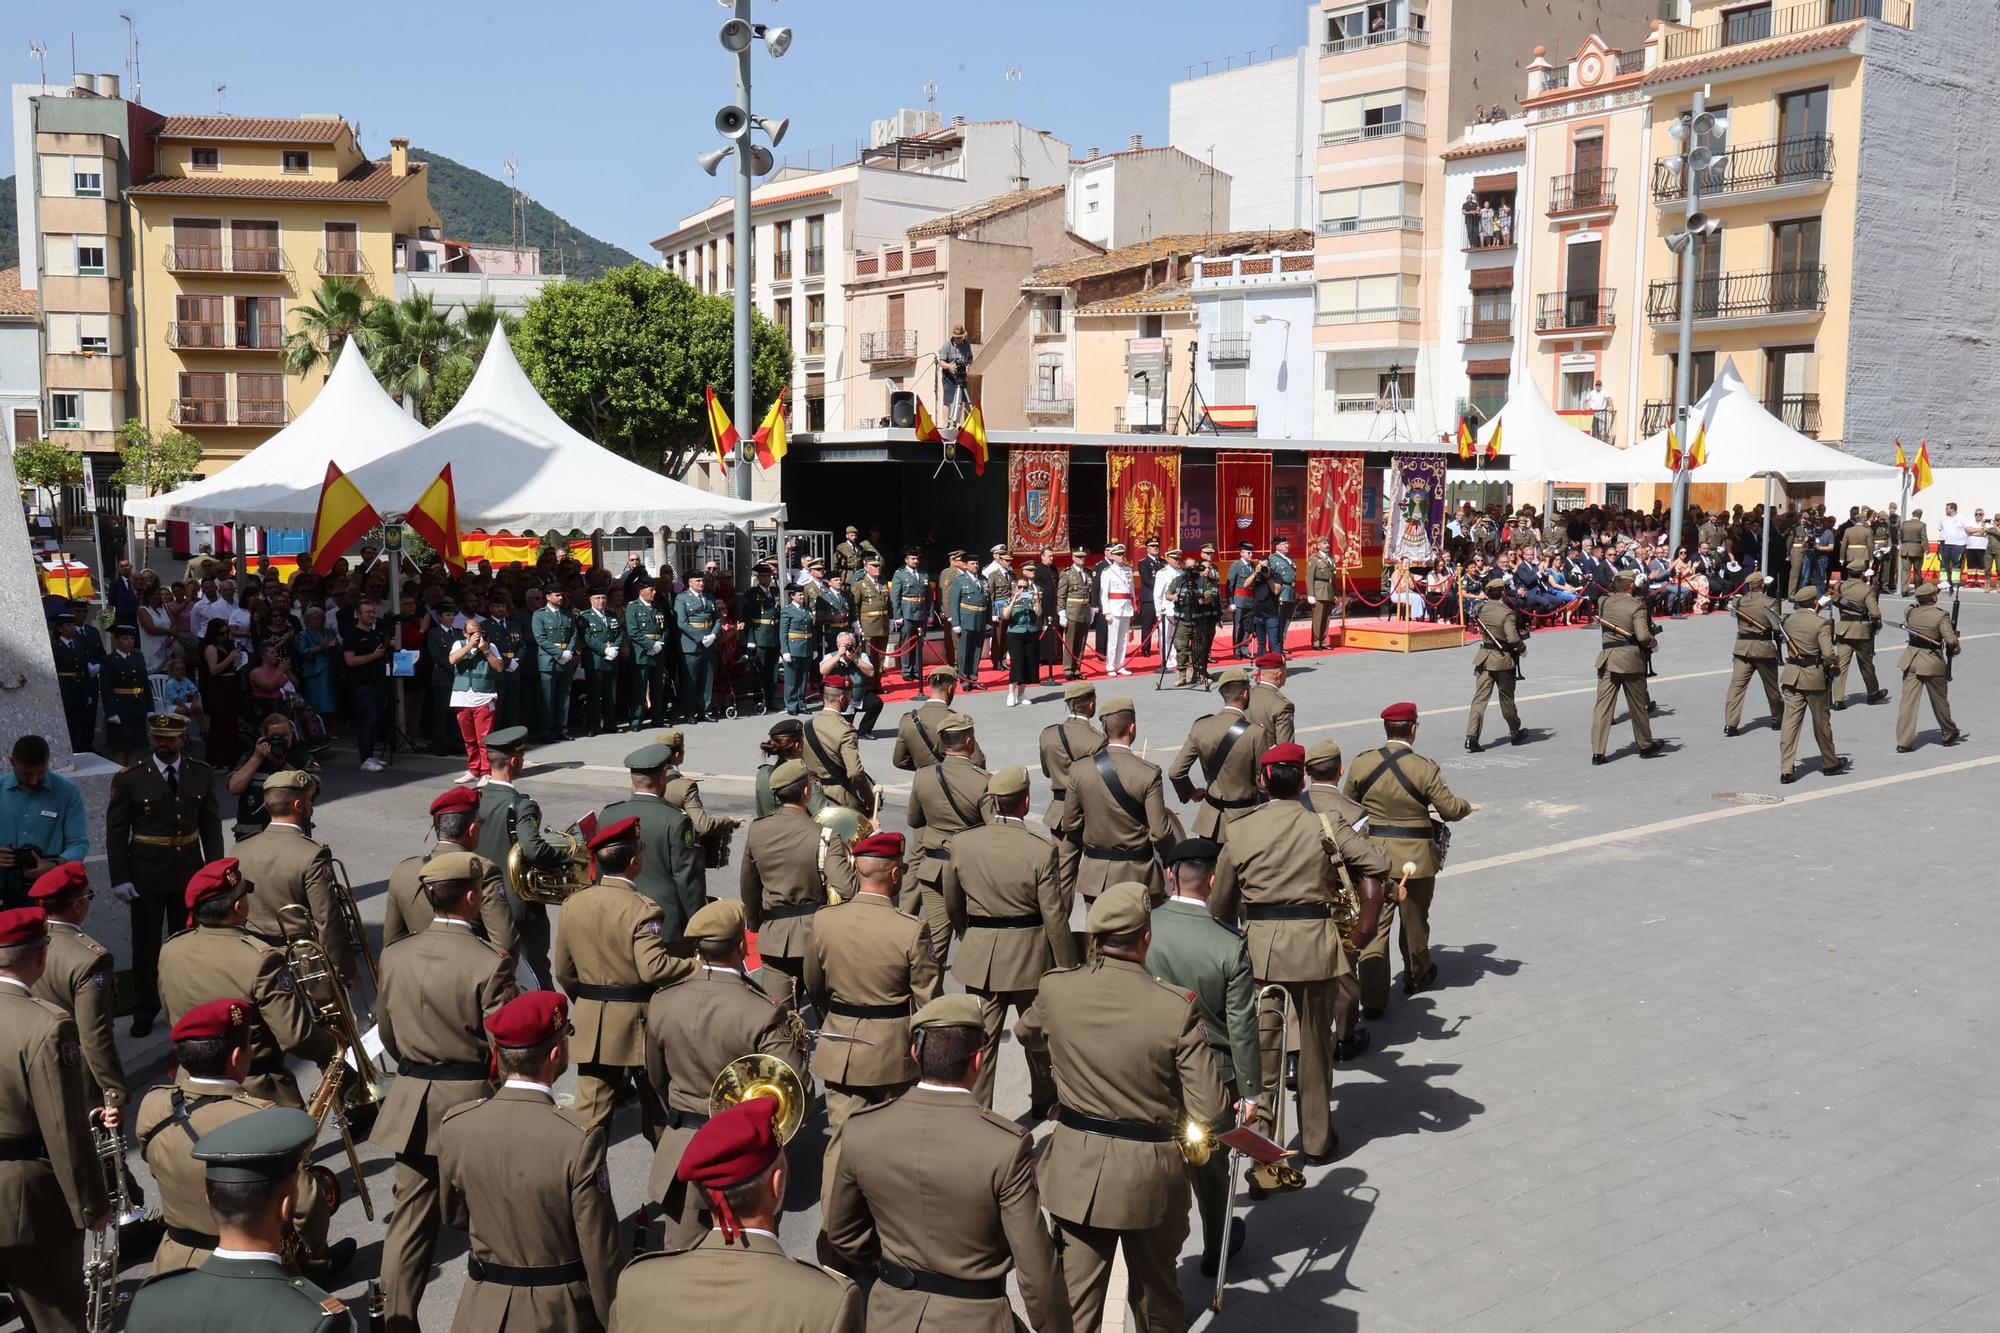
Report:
650,729,686,750
685,899,746,940
1062,680,1096,702
147,713,190,737
1087,882,1151,935
1216,668,1250,688
912,993,985,1030
262,769,319,792
1915,579,1940,597
771,759,809,788
925,665,960,682
419,851,480,885
1306,739,1343,769
1792,586,1819,606
1099,697,1135,718
938,713,975,737
987,766,1030,798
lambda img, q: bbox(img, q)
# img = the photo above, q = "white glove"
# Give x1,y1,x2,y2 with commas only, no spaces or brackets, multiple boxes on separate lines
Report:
605,646,620,661
558,651,574,665
87,663,100,677
650,641,664,657
110,882,139,903
1306,596,1317,606
1059,612,1068,628
701,633,716,648
891,618,903,632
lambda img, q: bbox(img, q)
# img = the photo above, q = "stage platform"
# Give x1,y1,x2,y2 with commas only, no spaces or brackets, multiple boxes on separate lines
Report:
1340,619,1466,653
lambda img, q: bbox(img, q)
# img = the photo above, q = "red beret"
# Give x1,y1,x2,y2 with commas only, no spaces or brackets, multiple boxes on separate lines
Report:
1253,652,1286,671
27,861,90,900
184,859,246,912
0,907,49,947
1259,743,1306,768
430,787,482,817
850,831,905,860
171,997,253,1042
676,1096,782,1241
1381,701,1420,724
485,991,569,1047
821,673,852,690
587,816,640,853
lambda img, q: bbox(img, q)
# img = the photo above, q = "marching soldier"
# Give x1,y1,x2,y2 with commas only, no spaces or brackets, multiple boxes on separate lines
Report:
891,666,984,771
852,555,893,670
107,711,224,1036
941,768,1076,1112
553,818,696,1138
1148,839,1259,1275
744,562,784,714
1214,747,1390,1165
1723,575,1786,737
233,770,356,989
1776,586,1849,784
1057,547,1094,679
1172,546,1224,686
904,714,990,959
822,993,1070,1332
625,578,672,729
755,721,825,819
780,584,818,715
531,584,579,742
643,899,804,1250
1306,535,1339,650
135,999,342,1280
371,852,516,1331
160,859,333,1108
1829,567,1890,709
676,571,722,724
805,831,942,1188
27,862,128,1137
1466,576,1527,752
1246,651,1296,748
1896,579,1963,752
1899,509,1929,596
1345,704,1476,1005
1057,697,1174,908
100,623,152,764
440,991,624,1332
382,787,517,951
1590,570,1662,763
834,524,877,585
0,905,110,1331
1169,669,1263,845
1038,680,1104,831
741,759,858,999
579,587,626,736
612,1097,861,1332
651,729,742,862
476,726,564,991
1302,740,1373,1051
122,1109,349,1333
890,548,934,683
804,675,875,813
598,743,705,940
1015,883,1227,1333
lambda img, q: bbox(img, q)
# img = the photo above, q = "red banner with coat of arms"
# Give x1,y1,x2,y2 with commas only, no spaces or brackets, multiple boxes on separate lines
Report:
1106,446,1180,555
1305,451,1367,570
1007,446,1071,555
1215,451,1272,553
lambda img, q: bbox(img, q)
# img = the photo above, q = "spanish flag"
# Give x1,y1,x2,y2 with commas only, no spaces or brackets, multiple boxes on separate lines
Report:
704,386,739,472
955,399,989,476
307,461,381,575
406,464,465,574
1687,397,1714,468
1456,417,1476,462
752,390,788,470
1911,439,1935,493
1894,437,1908,470
1485,418,1503,461
1664,424,1683,473
913,395,944,444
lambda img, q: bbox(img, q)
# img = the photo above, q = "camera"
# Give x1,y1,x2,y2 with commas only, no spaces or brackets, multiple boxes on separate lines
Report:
264,734,289,758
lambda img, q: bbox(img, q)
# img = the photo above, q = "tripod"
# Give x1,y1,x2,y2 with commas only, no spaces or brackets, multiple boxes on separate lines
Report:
1368,364,1418,443
1174,338,1221,435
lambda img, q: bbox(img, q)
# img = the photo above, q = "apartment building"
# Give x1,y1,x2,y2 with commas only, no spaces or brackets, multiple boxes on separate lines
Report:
1065,137,1233,249
0,269,39,447
1438,122,1527,443
1190,247,1318,439
126,116,439,471
1170,50,1315,232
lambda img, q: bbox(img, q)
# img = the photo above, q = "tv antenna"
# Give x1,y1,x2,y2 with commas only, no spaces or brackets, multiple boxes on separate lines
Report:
922,78,938,107
504,153,523,250
28,41,47,87
1004,65,1024,187
119,11,140,104
212,82,226,113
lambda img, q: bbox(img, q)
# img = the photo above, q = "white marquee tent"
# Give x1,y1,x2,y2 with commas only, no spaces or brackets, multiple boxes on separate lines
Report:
1632,360,1900,486
1474,380,1664,489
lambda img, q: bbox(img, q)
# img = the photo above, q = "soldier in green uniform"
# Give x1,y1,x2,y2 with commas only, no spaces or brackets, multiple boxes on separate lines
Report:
742,562,784,714
100,623,152,764
1589,570,1661,764
51,612,98,755
123,1108,351,1333
578,587,626,735
1775,586,1849,784
475,726,565,990
946,550,992,689
890,548,934,682
1057,547,1094,680
1898,510,1929,596
778,585,817,715
674,571,721,723
1172,546,1223,686
1225,541,1259,660
597,743,705,939
1465,577,1526,751
851,554,893,672
1896,580,1963,751
625,578,672,729
1829,567,1889,708
1723,575,1785,736
812,566,853,667
483,592,527,730
531,584,579,742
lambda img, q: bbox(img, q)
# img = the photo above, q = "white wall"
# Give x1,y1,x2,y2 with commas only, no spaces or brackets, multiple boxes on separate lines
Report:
11,84,65,291
958,122,1072,193
1194,284,1315,439
1169,52,1312,231
0,324,42,442
1433,134,1527,434
1068,151,1233,249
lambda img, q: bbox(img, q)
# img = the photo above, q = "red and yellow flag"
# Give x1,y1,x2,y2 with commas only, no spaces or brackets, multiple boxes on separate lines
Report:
1688,399,1712,468
1911,439,1935,492
752,390,788,470
1484,418,1503,461
913,395,944,444
955,400,989,476
1456,418,1476,462
704,386,739,472
1894,437,1908,470
1664,424,1683,473
406,463,464,574
307,461,381,575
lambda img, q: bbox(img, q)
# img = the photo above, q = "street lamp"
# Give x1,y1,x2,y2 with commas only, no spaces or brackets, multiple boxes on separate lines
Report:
1664,91,1727,563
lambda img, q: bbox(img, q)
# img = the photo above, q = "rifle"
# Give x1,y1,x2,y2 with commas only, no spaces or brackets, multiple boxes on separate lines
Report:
1730,603,1780,641
1948,586,1962,681
1472,610,1526,682
1600,614,1657,678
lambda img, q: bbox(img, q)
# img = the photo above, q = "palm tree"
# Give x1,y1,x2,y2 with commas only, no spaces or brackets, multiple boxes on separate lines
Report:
283,276,370,379
363,290,460,417
455,296,516,351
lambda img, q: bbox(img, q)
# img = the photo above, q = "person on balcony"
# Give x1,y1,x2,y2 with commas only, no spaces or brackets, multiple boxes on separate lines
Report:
1585,380,1611,441
1461,192,1481,248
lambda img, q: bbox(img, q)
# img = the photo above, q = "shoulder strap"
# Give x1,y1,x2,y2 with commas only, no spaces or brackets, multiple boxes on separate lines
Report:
931,763,977,826
910,712,940,761
803,719,850,788
1350,748,1394,800
1093,750,1149,827
1055,721,1077,765
1377,748,1427,807
1207,715,1254,781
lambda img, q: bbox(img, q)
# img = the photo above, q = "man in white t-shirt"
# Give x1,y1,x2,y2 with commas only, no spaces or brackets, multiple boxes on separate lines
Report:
1937,503,1969,586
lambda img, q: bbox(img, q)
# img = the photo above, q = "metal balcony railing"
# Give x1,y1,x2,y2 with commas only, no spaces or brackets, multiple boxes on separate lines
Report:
1646,267,1828,322
229,247,288,275
170,399,292,427
1319,119,1425,147
1653,134,1835,202
165,322,226,350
858,329,918,362
804,247,826,276
1206,333,1251,364
1614,48,1649,74
163,245,223,273
234,323,284,351
1767,393,1822,437
1540,65,1573,93
1024,393,1074,414
1548,169,1617,215
1661,0,1911,63
1563,407,1618,443
1315,214,1423,237
774,254,793,279
236,399,291,427
316,248,369,277
1460,307,1515,341
1641,400,1676,437
1322,25,1430,56
1535,288,1618,332
1314,306,1421,326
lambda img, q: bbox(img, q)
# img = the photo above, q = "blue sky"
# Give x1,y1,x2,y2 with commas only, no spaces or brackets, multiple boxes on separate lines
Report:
19,1,1311,258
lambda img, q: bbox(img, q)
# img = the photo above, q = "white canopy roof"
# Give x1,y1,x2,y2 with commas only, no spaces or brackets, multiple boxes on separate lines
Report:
125,339,427,526
1475,380,1664,488
1633,360,1901,485
343,328,784,533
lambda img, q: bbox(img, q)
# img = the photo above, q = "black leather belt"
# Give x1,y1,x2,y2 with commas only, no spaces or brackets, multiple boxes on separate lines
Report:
167,1224,220,1249
966,912,1041,929
666,1107,710,1132
1790,656,1824,669
1056,1107,1174,1142
924,848,951,861
878,1259,1007,1301
0,1135,47,1161
570,982,652,1003
762,902,821,921
1737,633,1775,642
1204,794,1259,810
828,1000,909,1020
1368,823,1434,840
1084,846,1150,861
1244,902,1333,921
468,1255,588,1287
398,1060,489,1081
1906,639,1936,650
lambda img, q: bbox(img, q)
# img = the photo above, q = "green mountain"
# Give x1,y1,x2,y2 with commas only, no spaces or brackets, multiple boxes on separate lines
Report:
413,148,645,280
0,176,16,270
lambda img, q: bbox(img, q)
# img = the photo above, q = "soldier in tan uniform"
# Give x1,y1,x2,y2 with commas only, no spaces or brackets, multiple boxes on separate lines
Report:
0,905,110,1330
1057,697,1175,907
891,666,985,771
382,786,518,951
1306,536,1339,649
804,675,876,813
1774,586,1849,783
160,858,333,1107
941,768,1076,1113
741,760,858,1001
1898,510,1929,596
553,817,696,1138
806,831,942,1189
1829,568,1889,708
1723,575,1786,737
1344,705,1476,1005
232,769,357,989
612,1096,861,1332
1213,745,1390,1164
1245,652,1296,748
644,900,804,1251
27,862,128,1137
652,728,744,860
1015,883,1228,1333
1037,680,1104,831
904,714,990,959
1896,580,1964,751
1466,576,1526,751
822,993,1071,1332
373,852,518,1332
439,991,624,1333
1057,547,1095,679
1303,740,1374,1049
1168,670,1263,844
1590,570,1662,763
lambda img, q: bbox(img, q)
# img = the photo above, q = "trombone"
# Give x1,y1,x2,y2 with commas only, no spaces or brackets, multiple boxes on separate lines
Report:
84,1105,134,1333
280,905,390,1221
1247,983,1307,1196
327,857,379,999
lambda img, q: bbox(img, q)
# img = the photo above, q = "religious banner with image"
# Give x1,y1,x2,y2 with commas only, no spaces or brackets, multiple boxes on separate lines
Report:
1386,453,1448,566
1007,445,1071,555
1106,446,1181,554
1305,451,1367,570
1215,451,1273,554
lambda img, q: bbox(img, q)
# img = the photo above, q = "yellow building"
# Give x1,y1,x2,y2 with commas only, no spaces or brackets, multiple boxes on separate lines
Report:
127,116,439,472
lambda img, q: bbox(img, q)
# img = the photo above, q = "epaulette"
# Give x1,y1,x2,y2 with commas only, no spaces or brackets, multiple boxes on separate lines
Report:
627,1248,678,1266
977,1108,1030,1137
439,1098,488,1124
848,1097,895,1121
1154,976,1198,1004
135,1266,199,1291
808,1260,857,1287
550,1103,594,1133
1206,916,1244,939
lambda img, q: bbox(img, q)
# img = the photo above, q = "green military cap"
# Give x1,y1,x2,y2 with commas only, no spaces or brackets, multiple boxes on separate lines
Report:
1612,569,1637,585
924,665,960,682
625,743,674,771
685,899,746,940
938,713,975,737
1914,579,1940,597
486,725,530,752
987,766,1030,798
1306,739,1343,769
1215,668,1250,688
770,758,809,788
1062,680,1096,702
419,850,480,885
1792,586,1819,606
192,1106,318,1184
1087,882,1151,935
147,713,190,737
649,729,687,750
1100,697,1135,718
1072,545,1089,557
911,993,985,1031
262,768,318,793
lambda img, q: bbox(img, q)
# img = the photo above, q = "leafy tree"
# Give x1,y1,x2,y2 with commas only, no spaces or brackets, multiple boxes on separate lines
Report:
12,437,83,512
363,289,460,419
111,418,205,495
456,296,515,350
512,263,790,479
284,276,371,379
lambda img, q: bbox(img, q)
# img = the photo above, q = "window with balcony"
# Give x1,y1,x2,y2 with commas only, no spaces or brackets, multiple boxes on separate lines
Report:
1778,87,1830,179
707,241,719,291
1464,374,1508,427
806,294,826,354
52,393,83,430
774,220,793,279
773,297,792,344
1033,295,1065,335
1317,273,1418,324
282,150,310,173
236,373,287,426
231,220,283,273
1764,345,1821,435
321,222,362,276
963,288,985,342
805,215,826,276
1321,89,1425,145
1720,2,1774,46
236,296,281,350
174,295,223,349
75,237,107,277
177,372,226,425
1030,356,1069,411
172,218,223,271
190,147,219,171
1324,0,1427,51
1318,181,1423,235
1333,366,1414,413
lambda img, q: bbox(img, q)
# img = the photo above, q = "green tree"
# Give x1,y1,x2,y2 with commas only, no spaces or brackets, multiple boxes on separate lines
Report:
283,275,371,379
12,437,83,512
512,263,789,479
415,298,519,426
362,289,459,419
111,418,205,495
456,296,515,349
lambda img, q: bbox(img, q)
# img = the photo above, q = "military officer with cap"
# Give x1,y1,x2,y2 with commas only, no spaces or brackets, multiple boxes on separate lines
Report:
440,991,624,1332
373,851,517,1331
577,588,626,736
1590,569,1662,763
1896,580,1963,751
531,584,580,742
554,817,697,1138
0,904,110,1329
941,768,1076,1112
612,1095,861,1332
1056,547,1094,679
596,742,705,940
745,562,785,713
805,676,875,813
852,555,894,669
100,623,152,763
813,567,855,662
1306,536,1339,649
625,577,673,729
160,859,333,1108
741,759,858,1001
1015,883,1227,1333
107,710,224,1035
834,525,878,585
675,572,722,723
383,787,517,950
1169,669,1263,845
1467,576,1527,751
1898,511,1929,596
892,666,985,771
1774,585,1849,783
890,549,935,683
1057,697,1174,908
123,1108,351,1332
476,725,564,991
51,611,99,755
1038,680,1104,831
1829,566,1890,709
822,993,1071,1332
1723,576,1786,737
780,584,818,714
1301,741,1373,1051
1246,651,1296,749
945,550,993,687
233,768,356,989
904,713,990,959
27,861,129,1137
644,899,804,1250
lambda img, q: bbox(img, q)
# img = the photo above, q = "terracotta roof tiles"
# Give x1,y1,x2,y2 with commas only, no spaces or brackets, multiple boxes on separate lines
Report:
1644,22,1862,84
1076,282,1193,316
126,160,424,203
0,268,35,317
1442,136,1525,162
155,116,348,144
1025,229,1313,288
907,185,1065,239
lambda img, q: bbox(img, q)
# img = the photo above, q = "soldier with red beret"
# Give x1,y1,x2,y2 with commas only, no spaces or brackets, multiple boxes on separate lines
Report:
382,787,517,951
28,861,128,1128
1245,651,1296,750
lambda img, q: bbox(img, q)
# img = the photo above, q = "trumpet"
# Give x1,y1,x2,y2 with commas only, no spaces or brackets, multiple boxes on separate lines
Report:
84,1106,131,1333
709,1053,807,1143
281,908,389,1221
1246,983,1306,1195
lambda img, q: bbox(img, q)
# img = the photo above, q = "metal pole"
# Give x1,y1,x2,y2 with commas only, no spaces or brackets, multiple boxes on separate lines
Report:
730,0,755,502
1666,88,1706,561
1760,474,1774,572
384,519,404,764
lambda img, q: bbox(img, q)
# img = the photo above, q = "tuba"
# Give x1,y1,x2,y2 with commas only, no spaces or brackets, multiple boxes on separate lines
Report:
709,1054,807,1143
508,825,594,905
814,806,875,907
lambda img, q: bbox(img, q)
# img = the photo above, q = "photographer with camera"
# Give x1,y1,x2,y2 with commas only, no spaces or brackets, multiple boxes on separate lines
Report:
225,712,318,841
448,614,507,785
818,630,883,736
